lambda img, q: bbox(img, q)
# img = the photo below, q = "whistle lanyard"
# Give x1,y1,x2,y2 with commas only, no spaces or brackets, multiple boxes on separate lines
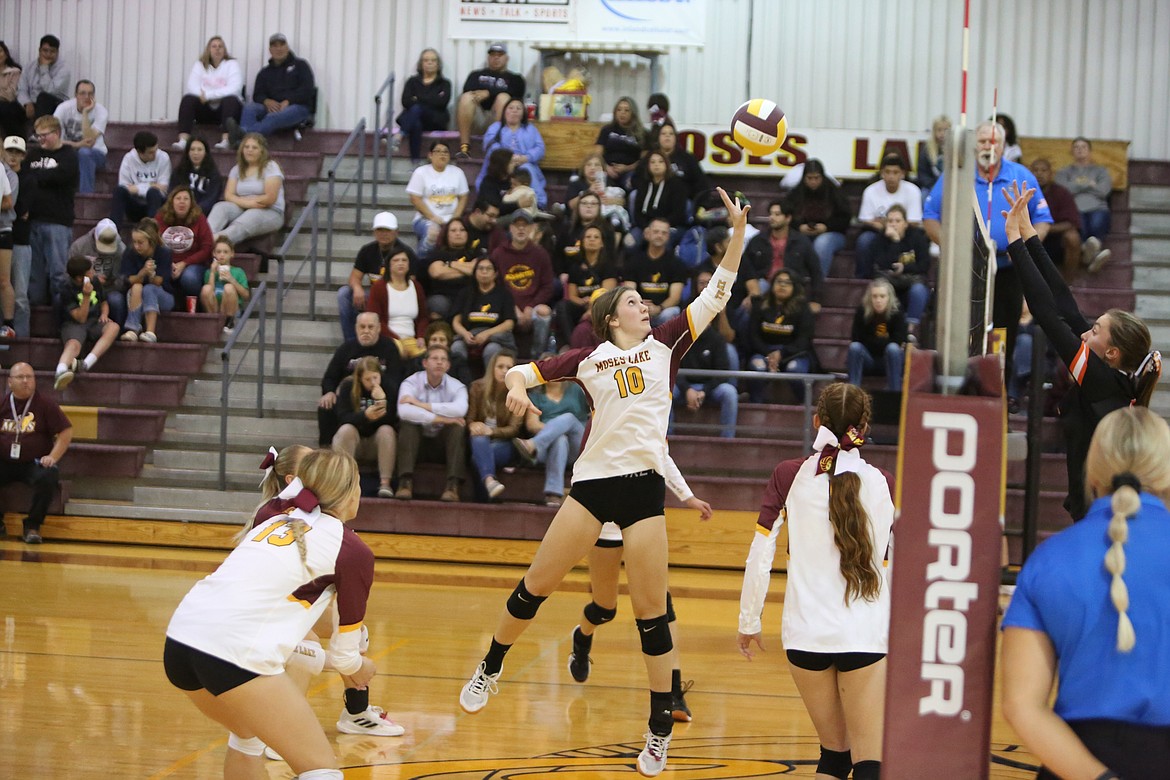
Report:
7,392,32,447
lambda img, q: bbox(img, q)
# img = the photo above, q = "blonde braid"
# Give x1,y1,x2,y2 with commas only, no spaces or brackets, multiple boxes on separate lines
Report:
290,517,311,576
1105,484,1140,653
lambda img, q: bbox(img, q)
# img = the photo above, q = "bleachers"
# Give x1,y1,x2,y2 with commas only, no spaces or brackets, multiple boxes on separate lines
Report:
8,118,1150,570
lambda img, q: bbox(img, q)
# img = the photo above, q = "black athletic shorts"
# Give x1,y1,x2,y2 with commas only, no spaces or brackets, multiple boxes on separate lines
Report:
570,470,665,529
164,637,260,695
786,649,885,673
1037,719,1170,780
0,231,12,250
595,536,624,548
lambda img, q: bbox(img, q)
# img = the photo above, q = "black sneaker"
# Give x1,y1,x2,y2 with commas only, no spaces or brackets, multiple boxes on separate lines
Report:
671,680,694,722
223,316,236,334
567,625,592,683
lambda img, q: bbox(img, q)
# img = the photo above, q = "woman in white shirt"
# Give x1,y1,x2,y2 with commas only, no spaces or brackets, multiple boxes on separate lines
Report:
366,249,429,358
207,133,285,245
737,382,895,780
174,36,243,152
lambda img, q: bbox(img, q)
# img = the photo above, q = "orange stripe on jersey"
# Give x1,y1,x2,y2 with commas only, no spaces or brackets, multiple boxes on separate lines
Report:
685,307,698,341
1069,343,1089,385
755,524,772,535
531,362,547,385
338,622,363,633
286,594,312,609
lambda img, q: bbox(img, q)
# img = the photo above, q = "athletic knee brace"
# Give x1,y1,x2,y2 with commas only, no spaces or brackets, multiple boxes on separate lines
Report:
635,614,673,656
297,770,344,780
286,639,326,677
816,746,853,780
851,760,880,780
583,601,617,627
226,733,265,757
665,591,676,623
505,579,547,621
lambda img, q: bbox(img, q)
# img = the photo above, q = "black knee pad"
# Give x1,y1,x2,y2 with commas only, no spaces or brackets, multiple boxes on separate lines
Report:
505,579,547,621
635,614,673,656
583,601,617,627
851,760,880,780
665,591,676,623
817,747,852,780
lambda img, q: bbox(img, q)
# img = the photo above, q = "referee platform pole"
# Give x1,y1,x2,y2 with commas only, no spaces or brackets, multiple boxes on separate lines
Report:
880,124,1007,779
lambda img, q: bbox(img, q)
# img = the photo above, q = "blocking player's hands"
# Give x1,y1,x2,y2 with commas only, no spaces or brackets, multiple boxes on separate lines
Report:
1001,182,1038,244
685,495,712,521
717,187,749,231
736,631,765,660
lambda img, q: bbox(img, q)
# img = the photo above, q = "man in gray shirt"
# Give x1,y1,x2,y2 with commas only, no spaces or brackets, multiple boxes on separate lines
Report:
18,35,70,121
1055,137,1113,271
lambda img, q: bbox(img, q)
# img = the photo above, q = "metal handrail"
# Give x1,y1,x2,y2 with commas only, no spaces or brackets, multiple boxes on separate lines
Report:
271,193,320,377
674,368,837,453
371,71,397,202
219,281,268,490
325,118,368,290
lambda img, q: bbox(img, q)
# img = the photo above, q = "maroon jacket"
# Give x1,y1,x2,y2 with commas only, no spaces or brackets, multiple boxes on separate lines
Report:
491,241,554,311
155,213,215,267
366,278,429,340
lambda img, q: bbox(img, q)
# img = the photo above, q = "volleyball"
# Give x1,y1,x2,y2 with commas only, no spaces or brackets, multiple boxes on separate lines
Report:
730,99,788,156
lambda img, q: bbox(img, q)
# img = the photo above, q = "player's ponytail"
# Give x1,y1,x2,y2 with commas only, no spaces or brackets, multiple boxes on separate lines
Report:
1133,349,1161,408
1104,310,1158,407
1104,475,1139,653
238,444,313,543
816,383,881,604
1085,407,1170,653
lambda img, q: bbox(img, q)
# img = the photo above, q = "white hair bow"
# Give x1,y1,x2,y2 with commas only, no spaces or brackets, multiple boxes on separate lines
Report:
812,425,864,476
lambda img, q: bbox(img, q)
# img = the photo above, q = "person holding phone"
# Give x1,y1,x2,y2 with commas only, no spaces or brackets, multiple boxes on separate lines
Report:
332,356,397,499
200,235,250,334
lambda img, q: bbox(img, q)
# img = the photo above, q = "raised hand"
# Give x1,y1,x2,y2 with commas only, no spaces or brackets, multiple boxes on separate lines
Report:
717,187,749,230
1000,182,1037,244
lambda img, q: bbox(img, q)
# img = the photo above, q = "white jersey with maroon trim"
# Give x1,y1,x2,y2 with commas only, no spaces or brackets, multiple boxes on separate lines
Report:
509,264,735,486
167,483,374,676
739,453,894,653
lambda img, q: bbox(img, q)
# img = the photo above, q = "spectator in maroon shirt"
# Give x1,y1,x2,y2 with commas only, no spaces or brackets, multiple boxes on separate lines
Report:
1031,158,1082,276
490,210,554,357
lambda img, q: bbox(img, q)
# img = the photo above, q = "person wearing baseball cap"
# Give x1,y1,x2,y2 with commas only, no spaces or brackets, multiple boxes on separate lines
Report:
336,211,418,342
0,136,23,337
455,42,525,159
65,217,127,325
230,33,316,145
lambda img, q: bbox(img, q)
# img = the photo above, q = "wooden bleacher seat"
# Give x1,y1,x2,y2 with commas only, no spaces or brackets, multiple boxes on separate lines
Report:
60,405,167,444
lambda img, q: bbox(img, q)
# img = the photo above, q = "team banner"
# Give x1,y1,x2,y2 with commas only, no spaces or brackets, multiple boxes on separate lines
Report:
449,0,706,47
677,126,930,181
882,391,1005,779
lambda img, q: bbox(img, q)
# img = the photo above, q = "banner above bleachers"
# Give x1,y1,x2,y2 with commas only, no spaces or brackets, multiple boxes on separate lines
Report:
448,0,707,47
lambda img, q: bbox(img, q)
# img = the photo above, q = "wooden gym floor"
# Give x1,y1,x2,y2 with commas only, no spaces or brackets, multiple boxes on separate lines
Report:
0,537,1041,779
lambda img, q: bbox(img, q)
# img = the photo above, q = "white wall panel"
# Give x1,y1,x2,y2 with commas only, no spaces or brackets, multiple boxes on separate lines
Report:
2,0,1169,159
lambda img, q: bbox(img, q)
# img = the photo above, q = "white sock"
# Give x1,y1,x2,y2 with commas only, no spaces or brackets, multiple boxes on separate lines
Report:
83,353,98,370
56,362,68,374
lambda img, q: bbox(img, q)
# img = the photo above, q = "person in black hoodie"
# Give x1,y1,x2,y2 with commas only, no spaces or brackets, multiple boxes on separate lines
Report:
741,200,821,324
846,278,907,392
1003,182,1160,520
747,268,817,402
169,136,223,214
333,356,400,498
318,311,405,446
631,151,688,245
870,204,932,331
394,48,451,166
783,158,851,280
633,122,710,201
234,33,315,141
26,114,78,306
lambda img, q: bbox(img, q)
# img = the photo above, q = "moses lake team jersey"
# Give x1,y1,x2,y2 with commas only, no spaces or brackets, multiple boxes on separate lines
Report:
166,486,374,676
508,263,736,484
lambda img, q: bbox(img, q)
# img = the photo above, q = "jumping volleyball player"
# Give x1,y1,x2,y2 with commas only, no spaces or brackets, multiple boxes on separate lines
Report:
247,446,404,764
1001,183,1160,520
458,187,748,777
737,382,894,780
164,449,373,780
567,453,712,724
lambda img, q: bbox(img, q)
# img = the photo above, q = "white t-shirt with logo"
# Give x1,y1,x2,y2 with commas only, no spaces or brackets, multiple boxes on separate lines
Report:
406,164,469,224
